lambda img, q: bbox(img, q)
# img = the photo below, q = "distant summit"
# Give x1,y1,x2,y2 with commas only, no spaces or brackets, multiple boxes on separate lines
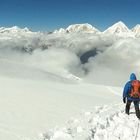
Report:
103,21,130,34
66,23,100,33
131,24,140,37
0,26,38,40
54,21,136,36
0,26,32,34
1,21,140,38
54,23,100,33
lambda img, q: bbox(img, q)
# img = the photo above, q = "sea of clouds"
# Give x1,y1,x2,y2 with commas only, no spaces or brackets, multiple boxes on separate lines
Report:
0,31,140,86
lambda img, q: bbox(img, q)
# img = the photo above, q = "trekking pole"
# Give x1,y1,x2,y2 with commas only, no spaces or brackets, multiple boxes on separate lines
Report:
135,121,140,140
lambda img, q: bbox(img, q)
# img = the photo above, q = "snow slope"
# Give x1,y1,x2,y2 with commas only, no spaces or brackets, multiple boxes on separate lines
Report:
41,104,140,140
40,87,140,140
0,57,122,140
0,74,122,140
1,71,139,140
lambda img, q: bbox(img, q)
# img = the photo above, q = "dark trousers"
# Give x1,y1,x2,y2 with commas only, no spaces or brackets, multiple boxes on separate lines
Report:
125,100,140,118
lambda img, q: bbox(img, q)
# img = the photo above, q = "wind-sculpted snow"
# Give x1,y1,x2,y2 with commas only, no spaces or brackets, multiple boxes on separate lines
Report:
41,104,140,140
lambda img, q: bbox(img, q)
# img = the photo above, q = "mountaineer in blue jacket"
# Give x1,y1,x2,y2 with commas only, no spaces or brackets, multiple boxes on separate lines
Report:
123,73,140,118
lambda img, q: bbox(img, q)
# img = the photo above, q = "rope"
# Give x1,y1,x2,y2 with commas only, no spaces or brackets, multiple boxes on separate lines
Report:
135,121,140,140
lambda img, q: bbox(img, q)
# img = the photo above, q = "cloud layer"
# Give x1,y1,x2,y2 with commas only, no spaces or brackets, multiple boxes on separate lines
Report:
0,31,140,86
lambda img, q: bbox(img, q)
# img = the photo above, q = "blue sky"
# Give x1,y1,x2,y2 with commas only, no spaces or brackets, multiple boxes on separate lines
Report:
0,0,140,31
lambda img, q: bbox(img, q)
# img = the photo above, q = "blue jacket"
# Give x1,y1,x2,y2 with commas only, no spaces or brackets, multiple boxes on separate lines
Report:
123,73,140,101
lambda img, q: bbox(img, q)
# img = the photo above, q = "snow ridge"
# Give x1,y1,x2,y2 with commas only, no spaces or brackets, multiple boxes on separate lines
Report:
1,21,140,37
41,104,140,140
53,21,140,38
0,26,31,34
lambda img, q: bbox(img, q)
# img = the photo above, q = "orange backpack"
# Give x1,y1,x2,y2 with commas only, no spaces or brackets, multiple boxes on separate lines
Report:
130,80,140,98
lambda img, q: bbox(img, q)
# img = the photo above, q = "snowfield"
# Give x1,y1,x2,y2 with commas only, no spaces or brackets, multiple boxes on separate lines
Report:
0,74,122,140
0,21,140,140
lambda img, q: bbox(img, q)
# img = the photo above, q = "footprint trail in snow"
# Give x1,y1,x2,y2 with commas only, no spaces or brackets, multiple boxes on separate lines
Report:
40,104,140,140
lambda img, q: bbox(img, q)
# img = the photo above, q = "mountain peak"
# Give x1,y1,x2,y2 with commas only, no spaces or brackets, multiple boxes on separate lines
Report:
66,23,100,33
113,21,126,26
132,24,140,31
54,23,100,33
0,26,32,34
104,21,130,34
131,24,140,36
